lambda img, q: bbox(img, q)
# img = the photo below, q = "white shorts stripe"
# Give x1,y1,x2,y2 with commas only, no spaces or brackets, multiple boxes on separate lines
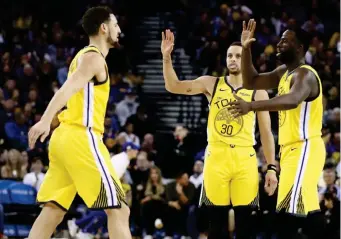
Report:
87,129,117,207
289,140,310,213
83,83,89,126
88,82,94,127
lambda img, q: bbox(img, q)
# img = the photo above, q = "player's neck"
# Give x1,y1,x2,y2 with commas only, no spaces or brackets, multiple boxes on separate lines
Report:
227,74,243,89
88,37,109,57
286,58,305,73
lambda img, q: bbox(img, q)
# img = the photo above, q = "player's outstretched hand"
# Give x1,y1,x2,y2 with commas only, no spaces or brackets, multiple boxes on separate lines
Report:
241,19,256,48
264,170,278,196
161,29,175,57
227,94,252,117
28,120,50,149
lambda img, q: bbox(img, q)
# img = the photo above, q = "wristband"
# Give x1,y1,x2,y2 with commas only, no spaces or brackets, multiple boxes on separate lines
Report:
267,164,277,173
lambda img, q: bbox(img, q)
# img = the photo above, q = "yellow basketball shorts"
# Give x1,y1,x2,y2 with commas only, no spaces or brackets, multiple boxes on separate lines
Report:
37,124,125,211
199,143,259,207
277,137,325,216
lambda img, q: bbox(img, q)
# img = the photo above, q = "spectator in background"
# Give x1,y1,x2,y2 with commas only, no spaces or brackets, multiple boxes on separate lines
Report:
141,166,166,237
189,160,204,189
25,89,44,115
141,133,158,164
130,151,153,231
4,111,28,151
109,73,130,105
126,105,154,140
165,172,195,238
23,157,45,191
1,149,26,179
173,125,195,176
118,122,140,147
320,191,340,239
116,88,139,126
2,79,19,101
319,163,340,201
57,56,72,86
0,99,15,146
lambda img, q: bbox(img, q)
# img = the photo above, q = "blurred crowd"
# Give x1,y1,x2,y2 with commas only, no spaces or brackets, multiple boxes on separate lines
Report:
0,0,340,238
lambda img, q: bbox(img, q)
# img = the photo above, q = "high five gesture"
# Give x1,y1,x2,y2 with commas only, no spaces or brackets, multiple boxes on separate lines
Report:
161,29,175,57
241,19,256,48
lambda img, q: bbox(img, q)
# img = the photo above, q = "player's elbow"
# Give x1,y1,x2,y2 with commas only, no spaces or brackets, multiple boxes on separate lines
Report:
288,97,300,109
288,102,299,109
165,82,179,94
165,83,173,92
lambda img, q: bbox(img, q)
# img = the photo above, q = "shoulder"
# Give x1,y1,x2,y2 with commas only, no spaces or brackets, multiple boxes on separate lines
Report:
198,75,217,81
275,64,288,78
78,52,105,70
292,67,316,84
196,75,218,86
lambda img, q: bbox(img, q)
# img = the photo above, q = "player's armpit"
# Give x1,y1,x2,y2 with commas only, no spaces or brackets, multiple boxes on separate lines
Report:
244,64,287,90
165,75,216,95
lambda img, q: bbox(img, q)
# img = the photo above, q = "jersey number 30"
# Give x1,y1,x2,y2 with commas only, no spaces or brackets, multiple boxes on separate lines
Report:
221,124,233,135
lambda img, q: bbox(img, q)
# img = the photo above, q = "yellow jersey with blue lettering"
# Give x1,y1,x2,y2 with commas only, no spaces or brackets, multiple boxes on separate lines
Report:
58,46,109,134
278,65,323,146
207,76,256,146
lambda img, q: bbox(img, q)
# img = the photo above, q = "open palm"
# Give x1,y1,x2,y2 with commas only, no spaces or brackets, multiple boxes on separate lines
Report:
241,19,256,48
161,29,175,56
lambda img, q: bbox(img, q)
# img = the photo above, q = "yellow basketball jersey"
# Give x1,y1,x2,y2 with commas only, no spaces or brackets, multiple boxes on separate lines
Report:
278,65,323,146
207,76,256,146
58,46,109,134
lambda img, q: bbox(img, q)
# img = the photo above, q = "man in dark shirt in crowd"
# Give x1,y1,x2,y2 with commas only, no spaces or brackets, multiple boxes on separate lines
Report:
165,172,196,237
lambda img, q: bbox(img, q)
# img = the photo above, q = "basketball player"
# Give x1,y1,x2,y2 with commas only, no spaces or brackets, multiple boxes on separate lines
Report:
161,30,278,238
228,19,325,239
27,7,131,239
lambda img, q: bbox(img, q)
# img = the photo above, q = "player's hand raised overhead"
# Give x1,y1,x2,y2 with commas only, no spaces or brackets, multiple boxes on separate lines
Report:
241,19,256,48
161,29,175,57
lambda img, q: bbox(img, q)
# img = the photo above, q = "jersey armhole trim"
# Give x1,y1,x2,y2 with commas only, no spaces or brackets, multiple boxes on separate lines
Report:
252,90,257,101
209,77,220,105
305,74,320,102
83,50,108,86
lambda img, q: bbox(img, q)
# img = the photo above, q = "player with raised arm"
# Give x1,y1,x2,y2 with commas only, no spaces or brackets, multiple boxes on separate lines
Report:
27,7,131,239
161,29,277,239
228,19,325,239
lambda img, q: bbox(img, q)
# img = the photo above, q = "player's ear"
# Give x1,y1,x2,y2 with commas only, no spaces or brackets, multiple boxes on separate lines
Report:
100,23,107,33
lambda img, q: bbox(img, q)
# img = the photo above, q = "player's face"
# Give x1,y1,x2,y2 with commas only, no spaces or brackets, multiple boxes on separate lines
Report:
276,30,299,64
105,14,121,47
226,46,242,75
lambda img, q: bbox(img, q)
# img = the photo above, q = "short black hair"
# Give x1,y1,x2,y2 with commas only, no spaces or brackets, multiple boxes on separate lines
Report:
31,157,42,164
324,162,336,170
82,6,113,36
230,41,242,47
176,171,187,180
290,27,311,53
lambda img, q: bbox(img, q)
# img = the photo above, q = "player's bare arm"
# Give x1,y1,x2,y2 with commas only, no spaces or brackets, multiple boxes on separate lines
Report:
161,29,216,96
241,19,287,90
255,90,278,196
228,68,316,117
28,53,104,148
